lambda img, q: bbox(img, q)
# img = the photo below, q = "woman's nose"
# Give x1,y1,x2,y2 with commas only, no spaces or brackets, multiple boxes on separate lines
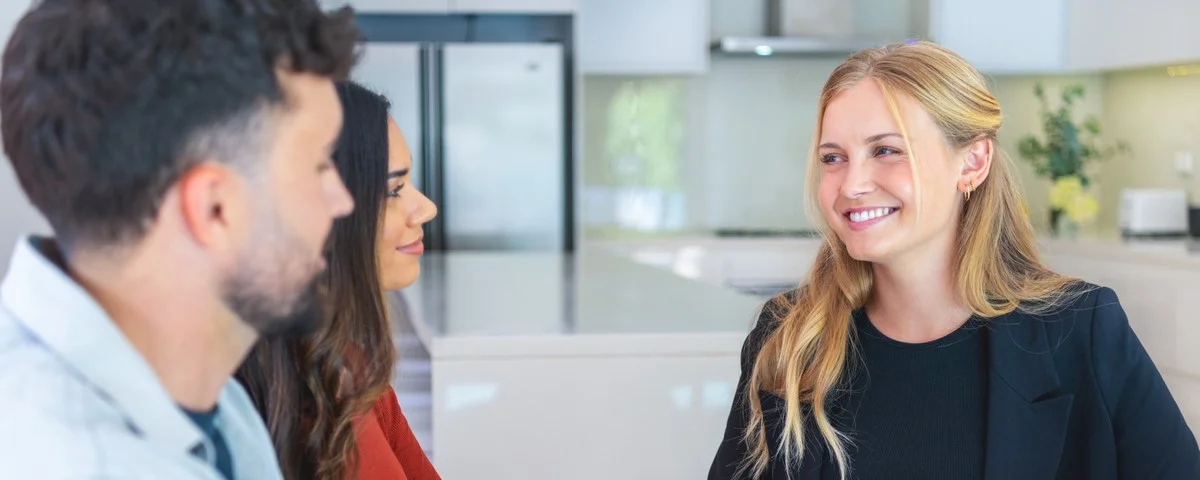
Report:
840,160,877,199
409,188,438,226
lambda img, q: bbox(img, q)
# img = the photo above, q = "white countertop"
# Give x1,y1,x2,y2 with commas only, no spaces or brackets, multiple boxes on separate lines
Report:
1039,235,1200,270
393,233,1200,359
595,233,1200,273
393,246,766,359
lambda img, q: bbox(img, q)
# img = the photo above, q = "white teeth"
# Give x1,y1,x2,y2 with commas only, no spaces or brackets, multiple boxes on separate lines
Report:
848,208,895,223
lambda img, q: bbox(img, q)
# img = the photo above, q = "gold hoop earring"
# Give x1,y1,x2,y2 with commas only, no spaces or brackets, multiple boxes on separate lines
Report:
963,181,974,202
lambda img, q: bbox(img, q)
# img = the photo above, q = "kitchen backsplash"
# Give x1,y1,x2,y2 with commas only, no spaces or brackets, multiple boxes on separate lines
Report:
1097,66,1200,229
991,75,1106,232
582,58,1200,237
996,68,1200,234
581,57,843,236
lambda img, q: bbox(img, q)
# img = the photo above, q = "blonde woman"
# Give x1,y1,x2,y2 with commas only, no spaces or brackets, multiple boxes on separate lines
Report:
708,41,1199,480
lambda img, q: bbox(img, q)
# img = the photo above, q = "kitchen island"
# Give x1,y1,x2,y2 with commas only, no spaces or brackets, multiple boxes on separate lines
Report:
397,246,766,480
398,235,1200,479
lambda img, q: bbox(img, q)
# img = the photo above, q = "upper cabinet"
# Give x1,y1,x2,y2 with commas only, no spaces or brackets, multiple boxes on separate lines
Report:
341,0,576,14
928,0,1068,73
337,0,1200,75
577,0,709,75
1067,0,1200,72
930,0,1200,74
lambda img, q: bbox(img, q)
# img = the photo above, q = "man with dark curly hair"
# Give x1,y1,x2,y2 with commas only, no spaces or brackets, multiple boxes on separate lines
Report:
0,0,362,478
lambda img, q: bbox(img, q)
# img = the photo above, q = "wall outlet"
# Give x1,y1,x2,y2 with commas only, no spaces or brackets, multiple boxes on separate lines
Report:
1175,150,1194,177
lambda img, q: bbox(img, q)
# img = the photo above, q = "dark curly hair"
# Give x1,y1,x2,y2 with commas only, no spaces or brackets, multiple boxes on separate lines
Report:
0,0,361,251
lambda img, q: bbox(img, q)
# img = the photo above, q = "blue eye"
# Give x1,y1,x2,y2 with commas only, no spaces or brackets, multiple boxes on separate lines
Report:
820,154,844,165
875,146,902,156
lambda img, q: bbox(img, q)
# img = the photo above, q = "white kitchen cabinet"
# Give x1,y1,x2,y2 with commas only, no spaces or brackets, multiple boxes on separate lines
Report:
932,0,1200,74
452,0,577,13
578,0,709,75
1068,0,1200,72
343,0,450,13
929,0,1068,73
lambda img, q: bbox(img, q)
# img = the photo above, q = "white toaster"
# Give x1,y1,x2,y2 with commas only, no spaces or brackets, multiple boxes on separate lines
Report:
1119,188,1190,237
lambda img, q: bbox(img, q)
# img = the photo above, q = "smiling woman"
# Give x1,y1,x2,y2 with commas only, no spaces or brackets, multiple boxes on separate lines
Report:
707,41,1198,480
813,74,994,263
378,114,436,289
235,81,440,480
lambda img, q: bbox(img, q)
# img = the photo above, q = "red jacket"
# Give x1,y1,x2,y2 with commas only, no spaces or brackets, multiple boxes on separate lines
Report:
353,385,440,480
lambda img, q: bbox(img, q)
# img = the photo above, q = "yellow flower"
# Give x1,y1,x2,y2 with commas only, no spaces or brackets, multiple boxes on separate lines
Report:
1049,176,1084,210
1065,191,1100,224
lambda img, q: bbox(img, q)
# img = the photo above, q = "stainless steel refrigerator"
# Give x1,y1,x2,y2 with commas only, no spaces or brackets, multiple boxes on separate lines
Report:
352,41,568,252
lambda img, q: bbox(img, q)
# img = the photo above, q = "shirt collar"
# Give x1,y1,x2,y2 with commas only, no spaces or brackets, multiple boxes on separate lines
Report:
0,235,205,453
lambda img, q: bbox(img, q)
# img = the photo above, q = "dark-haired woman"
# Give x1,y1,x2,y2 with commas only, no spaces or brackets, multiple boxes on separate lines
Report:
236,81,440,480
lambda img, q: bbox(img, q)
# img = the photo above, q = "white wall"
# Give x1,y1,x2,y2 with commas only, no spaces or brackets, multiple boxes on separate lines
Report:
0,1,46,274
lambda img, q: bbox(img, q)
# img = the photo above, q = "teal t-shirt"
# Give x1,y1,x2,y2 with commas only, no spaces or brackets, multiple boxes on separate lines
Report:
182,406,235,480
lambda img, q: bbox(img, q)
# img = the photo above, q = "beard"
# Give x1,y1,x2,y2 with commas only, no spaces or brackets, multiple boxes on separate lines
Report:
225,272,325,338
222,223,331,339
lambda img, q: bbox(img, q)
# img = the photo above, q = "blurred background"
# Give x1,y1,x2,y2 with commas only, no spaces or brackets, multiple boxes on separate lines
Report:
2,0,1199,478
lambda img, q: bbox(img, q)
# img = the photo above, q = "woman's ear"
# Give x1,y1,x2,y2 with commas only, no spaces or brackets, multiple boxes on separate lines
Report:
960,137,993,194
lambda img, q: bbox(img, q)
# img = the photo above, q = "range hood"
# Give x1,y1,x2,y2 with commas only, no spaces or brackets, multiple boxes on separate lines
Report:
712,36,890,57
712,0,894,57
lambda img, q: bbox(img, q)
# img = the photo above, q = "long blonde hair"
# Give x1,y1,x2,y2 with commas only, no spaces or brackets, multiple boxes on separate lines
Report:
737,41,1082,479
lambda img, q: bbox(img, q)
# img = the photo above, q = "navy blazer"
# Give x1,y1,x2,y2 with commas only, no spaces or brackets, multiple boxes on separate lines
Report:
708,285,1199,479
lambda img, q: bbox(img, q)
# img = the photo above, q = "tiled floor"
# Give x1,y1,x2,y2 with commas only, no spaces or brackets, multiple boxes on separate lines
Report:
389,291,435,458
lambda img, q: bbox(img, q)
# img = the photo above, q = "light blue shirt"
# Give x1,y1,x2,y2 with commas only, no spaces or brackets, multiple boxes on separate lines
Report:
0,236,285,480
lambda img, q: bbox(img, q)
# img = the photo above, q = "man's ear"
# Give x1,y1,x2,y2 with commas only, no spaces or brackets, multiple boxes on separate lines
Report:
960,137,993,194
176,163,244,251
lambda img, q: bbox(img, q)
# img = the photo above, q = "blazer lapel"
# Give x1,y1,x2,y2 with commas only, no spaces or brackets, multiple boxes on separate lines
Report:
984,312,1075,480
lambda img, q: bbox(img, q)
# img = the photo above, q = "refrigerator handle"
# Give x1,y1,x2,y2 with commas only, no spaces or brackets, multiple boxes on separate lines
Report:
418,43,446,252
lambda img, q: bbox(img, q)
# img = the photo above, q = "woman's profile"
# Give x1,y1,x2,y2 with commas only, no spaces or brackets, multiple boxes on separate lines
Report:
708,41,1198,480
236,81,440,480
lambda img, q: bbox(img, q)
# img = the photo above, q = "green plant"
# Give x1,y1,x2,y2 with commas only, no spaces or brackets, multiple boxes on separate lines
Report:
1016,83,1130,188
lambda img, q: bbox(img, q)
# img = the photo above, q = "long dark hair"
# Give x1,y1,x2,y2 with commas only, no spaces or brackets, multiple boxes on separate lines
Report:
235,81,397,480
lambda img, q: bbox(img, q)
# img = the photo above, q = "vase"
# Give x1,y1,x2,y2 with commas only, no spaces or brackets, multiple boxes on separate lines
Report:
1049,208,1063,236
1049,208,1079,238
